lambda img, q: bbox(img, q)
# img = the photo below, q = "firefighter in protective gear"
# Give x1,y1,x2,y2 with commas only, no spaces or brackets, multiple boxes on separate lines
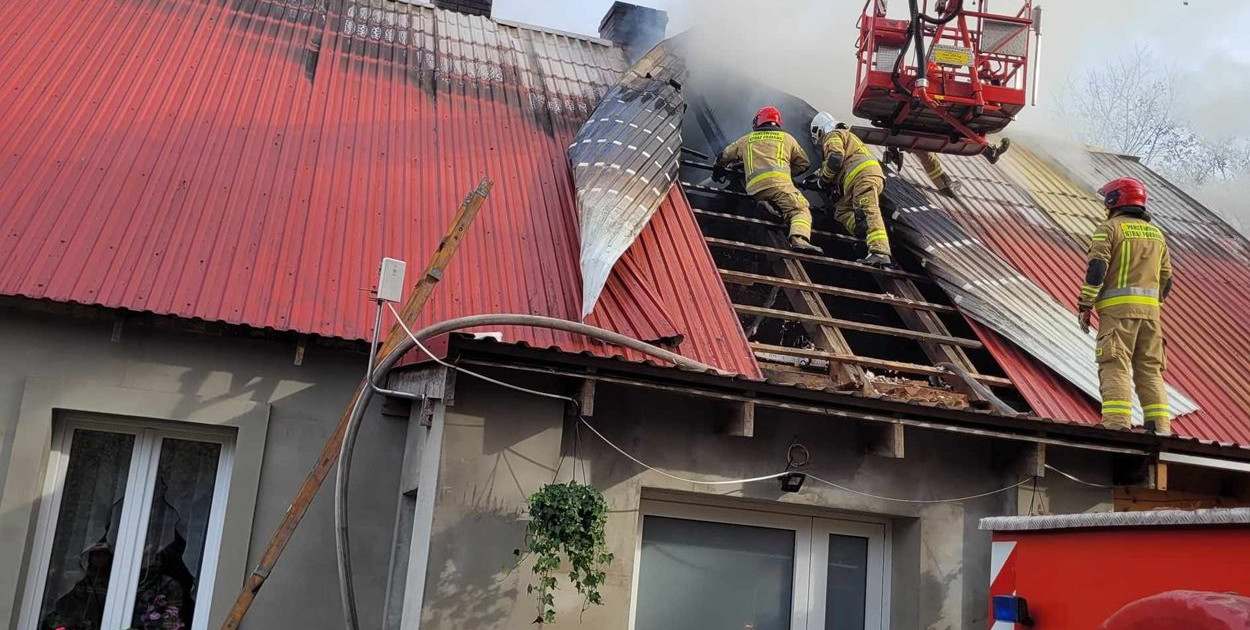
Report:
714,106,821,253
809,111,893,267
914,151,960,198
1078,177,1174,434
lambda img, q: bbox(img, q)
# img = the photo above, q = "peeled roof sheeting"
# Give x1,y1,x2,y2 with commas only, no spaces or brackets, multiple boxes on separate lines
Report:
992,148,1250,443
0,0,761,377
883,157,1198,422
570,39,686,319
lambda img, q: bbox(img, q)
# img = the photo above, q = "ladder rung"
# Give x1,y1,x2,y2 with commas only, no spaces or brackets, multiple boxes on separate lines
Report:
721,269,957,314
705,237,931,282
735,304,983,349
751,342,1012,387
692,208,851,242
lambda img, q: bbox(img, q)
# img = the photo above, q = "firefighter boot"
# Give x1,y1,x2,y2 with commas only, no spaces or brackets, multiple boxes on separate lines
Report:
982,138,1012,164
790,235,824,254
857,252,894,268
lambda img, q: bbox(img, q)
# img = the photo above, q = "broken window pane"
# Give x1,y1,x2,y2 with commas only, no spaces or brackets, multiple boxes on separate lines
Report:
129,439,222,630
37,429,134,630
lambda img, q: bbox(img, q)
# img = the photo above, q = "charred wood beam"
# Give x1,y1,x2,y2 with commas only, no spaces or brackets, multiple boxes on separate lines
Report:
750,343,1012,387
706,237,933,282
722,269,957,314
734,304,984,349
692,207,852,243
761,232,868,392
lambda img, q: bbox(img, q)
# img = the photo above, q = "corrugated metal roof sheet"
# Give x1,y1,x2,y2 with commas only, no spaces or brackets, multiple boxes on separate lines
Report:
571,38,686,319
911,145,1250,444
981,508,1250,531
884,158,1197,422
969,321,1101,425
0,0,760,377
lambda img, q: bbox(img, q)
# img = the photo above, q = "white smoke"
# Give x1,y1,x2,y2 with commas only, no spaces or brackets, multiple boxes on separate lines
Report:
661,0,1250,234
498,0,1250,232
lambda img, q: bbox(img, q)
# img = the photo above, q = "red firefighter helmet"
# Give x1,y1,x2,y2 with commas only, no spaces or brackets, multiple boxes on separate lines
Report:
1098,177,1148,210
753,106,783,128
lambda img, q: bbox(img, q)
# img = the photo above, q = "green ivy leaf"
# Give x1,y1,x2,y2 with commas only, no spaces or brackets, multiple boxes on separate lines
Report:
518,481,613,624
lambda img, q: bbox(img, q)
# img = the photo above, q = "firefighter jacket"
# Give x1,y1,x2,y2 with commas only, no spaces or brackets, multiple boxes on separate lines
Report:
716,127,810,195
1079,209,1174,319
816,128,883,191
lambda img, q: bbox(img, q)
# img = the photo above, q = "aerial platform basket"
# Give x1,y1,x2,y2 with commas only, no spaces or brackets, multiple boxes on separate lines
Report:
851,0,1040,160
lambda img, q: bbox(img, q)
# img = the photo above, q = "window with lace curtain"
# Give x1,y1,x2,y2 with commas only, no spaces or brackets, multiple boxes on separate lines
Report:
17,414,235,630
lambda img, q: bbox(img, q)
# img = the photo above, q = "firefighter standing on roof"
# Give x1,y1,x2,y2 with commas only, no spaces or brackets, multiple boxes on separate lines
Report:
809,112,893,267
713,106,822,253
1078,177,1174,434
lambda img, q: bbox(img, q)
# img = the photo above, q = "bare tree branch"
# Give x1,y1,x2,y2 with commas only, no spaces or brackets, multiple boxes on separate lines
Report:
1060,45,1249,185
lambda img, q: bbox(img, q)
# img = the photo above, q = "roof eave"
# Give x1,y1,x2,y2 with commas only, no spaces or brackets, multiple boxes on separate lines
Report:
435,335,1250,462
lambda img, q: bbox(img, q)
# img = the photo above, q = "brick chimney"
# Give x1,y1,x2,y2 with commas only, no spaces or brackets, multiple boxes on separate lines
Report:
598,2,669,64
433,0,491,18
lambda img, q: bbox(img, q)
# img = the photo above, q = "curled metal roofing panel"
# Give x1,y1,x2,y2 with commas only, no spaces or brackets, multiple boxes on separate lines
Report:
997,146,1102,245
993,149,1250,443
969,321,1101,425
882,159,1198,422
570,38,687,319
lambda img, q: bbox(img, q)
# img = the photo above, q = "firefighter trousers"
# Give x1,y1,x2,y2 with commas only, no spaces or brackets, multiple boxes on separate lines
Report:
755,184,812,240
1096,314,1170,432
834,173,890,255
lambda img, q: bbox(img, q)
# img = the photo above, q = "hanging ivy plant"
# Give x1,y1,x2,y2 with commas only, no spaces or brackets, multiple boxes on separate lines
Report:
514,481,614,624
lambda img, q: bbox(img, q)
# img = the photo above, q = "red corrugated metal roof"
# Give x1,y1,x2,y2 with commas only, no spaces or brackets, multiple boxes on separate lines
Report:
969,322,1101,426
918,146,1250,443
0,0,760,377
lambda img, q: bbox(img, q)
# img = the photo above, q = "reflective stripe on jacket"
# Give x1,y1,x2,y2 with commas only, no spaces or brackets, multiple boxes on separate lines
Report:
816,128,882,190
1079,212,1173,318
718,128,810,195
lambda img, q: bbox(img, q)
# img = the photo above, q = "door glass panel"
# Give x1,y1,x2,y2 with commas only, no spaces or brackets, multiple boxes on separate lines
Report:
129,439,221,630
37,429,135,630
635,516,795,630
824,534,869,630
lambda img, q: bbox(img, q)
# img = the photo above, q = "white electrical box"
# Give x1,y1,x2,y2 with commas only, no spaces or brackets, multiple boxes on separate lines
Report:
377,258,407,303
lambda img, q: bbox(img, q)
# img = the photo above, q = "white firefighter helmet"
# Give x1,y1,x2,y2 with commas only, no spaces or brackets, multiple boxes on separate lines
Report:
810,111,840,144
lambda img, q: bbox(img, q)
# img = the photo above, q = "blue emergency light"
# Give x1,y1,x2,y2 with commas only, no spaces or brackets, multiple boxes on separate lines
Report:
992,595,1032,626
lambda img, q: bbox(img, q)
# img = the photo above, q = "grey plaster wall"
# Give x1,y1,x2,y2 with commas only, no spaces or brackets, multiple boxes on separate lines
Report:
422,370,1113,630
0,307,406,630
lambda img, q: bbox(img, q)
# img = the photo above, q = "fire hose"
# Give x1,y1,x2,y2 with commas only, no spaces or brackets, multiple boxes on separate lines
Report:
335,314,725,630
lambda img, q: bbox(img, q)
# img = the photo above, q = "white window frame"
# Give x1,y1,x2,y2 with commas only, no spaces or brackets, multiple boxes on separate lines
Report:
17,414,235,630
630,500,891,630
810,518,890,630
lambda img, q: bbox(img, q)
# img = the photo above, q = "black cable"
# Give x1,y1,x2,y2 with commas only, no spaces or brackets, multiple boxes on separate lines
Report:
890,14,916,97
786,443,811,469
909,0,928,88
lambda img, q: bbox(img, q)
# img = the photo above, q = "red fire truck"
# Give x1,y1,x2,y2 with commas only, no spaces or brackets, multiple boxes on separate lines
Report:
981,509,1250,629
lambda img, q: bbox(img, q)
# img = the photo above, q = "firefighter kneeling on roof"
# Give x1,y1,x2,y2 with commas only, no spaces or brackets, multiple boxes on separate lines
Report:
713,106,823,254
808,111,893,267
1078,177,1175,435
